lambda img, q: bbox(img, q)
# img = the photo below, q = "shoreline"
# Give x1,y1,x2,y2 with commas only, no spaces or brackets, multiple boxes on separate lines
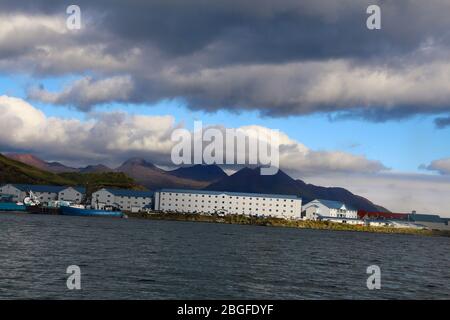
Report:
2,210,449,237
128,212,450,237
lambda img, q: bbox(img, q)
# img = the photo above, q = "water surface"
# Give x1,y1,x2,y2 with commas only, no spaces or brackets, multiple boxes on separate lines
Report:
0,212,449,299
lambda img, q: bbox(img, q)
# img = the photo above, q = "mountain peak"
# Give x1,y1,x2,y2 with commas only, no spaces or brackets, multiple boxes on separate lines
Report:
120,158,157,168
168,164,227,182
80,164,113,173
206,166,388,212
5,153,77,173
6,153,47,166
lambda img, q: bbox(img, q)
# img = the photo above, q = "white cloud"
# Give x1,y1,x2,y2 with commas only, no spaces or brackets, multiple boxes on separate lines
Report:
0,14,67,54
424,158,450,175
0,95,384,176
236,125,386,175
0,95,176,164
0,13,142,75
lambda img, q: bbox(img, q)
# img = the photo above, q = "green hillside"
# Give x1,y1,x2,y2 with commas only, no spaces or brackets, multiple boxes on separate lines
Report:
60,172,145,194
0,154,143,193
0,154,74,185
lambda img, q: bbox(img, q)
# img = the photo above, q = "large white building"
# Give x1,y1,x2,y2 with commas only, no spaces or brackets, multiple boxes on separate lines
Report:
0,184,85,203
303,199,358,220
91,188,153,212
154,189,302,219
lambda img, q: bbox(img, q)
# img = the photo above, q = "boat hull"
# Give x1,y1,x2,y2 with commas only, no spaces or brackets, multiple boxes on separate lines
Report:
26,205,61,215
0,203,26,212
60,206,123,218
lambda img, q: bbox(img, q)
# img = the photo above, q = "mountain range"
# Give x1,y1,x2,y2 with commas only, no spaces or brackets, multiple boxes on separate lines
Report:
2,153,388,212
206,167,388,212
6,154,114,173
0,154,141,192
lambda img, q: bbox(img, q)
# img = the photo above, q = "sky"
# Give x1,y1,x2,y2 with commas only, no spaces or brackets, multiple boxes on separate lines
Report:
0,1,450,216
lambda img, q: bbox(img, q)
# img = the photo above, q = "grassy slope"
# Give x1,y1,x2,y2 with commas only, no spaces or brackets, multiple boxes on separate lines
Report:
0,154,74,185
0,154,143,193
60,172,145,194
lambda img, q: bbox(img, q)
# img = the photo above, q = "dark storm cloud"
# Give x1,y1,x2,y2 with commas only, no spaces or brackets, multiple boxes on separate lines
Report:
2,0,450,122
434,116,450,129
4,0,445,62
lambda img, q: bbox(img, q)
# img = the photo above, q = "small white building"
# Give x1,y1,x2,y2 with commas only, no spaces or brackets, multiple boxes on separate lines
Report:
303,199,358,221
91,188,153,212
58,187,85,203
0,184,85,203
154,189,302,219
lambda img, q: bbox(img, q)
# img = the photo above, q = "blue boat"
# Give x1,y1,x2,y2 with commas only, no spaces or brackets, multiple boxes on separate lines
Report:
0,202,26,212
60,205,124,218
0,195,26,212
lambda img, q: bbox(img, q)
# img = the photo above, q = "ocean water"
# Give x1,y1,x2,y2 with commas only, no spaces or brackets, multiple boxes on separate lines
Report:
0,212,449,299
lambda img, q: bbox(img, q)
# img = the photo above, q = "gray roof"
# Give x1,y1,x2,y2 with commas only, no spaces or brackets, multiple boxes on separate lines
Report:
311,199,357,211
4,184,85,194
103,188,153,198
157,188,301,200
63,186,86,194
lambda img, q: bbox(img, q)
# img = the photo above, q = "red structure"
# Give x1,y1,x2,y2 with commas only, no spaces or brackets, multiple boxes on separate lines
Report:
357,210,409,220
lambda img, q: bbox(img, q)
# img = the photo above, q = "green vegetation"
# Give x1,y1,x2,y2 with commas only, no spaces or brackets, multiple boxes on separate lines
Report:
60,172,145,194
0,154,144,194
128,212,450,237
0,154,73,185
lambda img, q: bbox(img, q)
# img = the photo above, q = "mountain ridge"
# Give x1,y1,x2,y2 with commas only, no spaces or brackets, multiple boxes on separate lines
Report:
206,167,389,212
2,153,389,212
116,158,210,190
167,164,227,182
0,154,143,193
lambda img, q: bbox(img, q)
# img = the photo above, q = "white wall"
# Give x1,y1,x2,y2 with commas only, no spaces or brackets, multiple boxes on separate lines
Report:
0,184,58,202
92,189,114,208
155,191,302,219
303,200,357,220
0,185,25,202
91,188,152,212
303,201,331,220
58,187,83,203
33,191,58,203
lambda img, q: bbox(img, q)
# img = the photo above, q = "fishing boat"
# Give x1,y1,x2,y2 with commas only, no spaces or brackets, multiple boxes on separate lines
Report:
60,204,124,218
0,194,26,212
26,200,70,215
22,190,58,214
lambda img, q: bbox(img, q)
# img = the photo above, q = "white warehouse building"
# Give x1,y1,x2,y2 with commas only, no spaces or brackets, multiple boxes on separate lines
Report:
91,188,153,212
302,199,358,220
0,184,85,203
154,189,302,219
